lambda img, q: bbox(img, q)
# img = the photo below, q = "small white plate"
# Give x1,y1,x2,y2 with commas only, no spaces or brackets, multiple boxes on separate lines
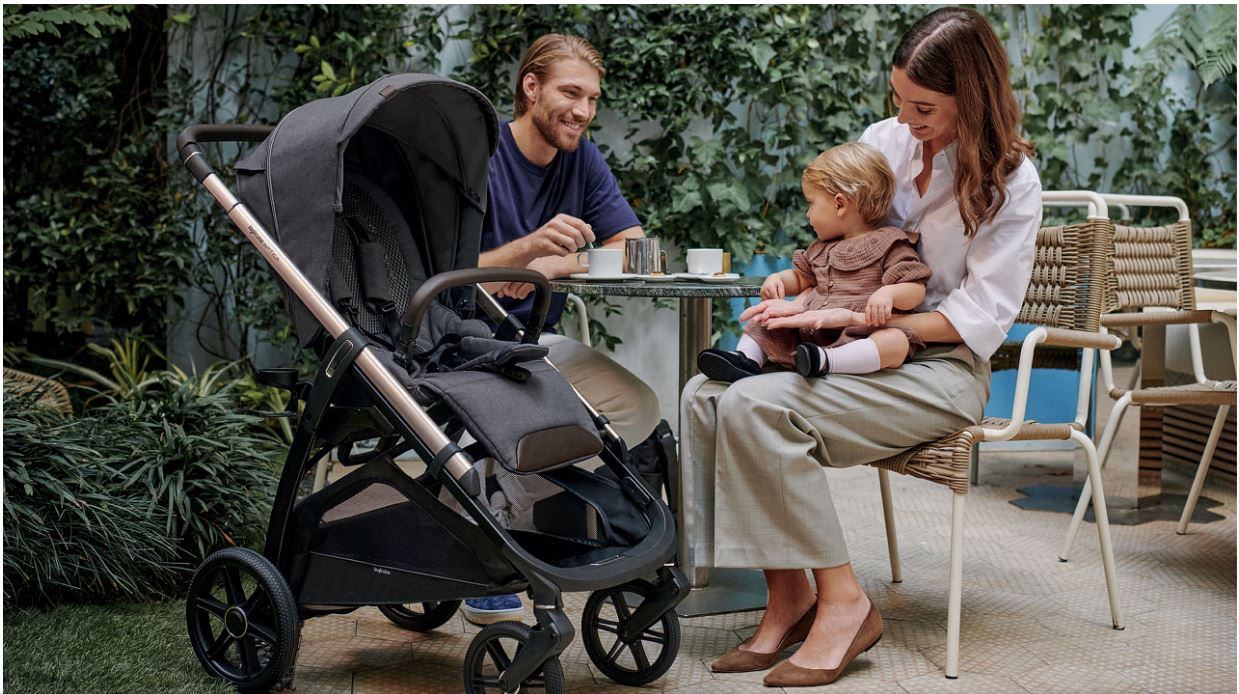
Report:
634,274,676,282
568,272,637,281
674,272,741,283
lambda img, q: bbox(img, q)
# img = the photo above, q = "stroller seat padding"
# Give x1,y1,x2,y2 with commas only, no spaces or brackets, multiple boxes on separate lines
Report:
414,361,603,475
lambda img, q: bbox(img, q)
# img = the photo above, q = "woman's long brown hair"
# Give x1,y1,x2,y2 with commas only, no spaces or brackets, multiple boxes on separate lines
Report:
894,7,1034,238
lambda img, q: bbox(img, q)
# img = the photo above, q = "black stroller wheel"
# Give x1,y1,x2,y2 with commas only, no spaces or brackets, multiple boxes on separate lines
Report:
377,600,461,631
463,621,565,694
186,547,299,693
582,580,682,686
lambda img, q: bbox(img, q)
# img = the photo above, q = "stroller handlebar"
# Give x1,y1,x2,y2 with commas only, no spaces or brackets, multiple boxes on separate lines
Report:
176,124,274,183
402,268,553,353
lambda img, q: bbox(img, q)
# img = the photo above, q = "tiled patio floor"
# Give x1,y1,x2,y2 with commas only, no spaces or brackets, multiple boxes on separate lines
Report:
293,377,1236,693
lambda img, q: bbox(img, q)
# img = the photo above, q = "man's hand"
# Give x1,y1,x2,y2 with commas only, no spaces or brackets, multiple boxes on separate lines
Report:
764,308,861,331
523,213,596,259
495,256,558,300
865,286,897,326
760,274,788,300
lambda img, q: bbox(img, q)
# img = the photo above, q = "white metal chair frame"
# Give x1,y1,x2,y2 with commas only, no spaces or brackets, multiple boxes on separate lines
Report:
876,191,1125,678
1060,195,1237,558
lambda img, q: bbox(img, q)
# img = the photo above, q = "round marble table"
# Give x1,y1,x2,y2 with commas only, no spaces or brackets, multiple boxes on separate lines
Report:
550,276,763,394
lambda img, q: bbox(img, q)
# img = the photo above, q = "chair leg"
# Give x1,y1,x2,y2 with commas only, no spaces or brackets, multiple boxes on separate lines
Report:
878,468,901,583
1061,395,1130,561
944,492,966,679
1071,429,1124,630
1178,405,1230,535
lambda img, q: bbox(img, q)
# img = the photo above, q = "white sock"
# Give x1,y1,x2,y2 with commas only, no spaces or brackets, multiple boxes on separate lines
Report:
821,339,882,375
736,334,767,367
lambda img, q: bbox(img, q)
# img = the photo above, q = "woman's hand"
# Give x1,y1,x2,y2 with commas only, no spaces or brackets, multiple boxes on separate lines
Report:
760,274,788,300
865,287,896,326
752,301,806,325
765,308,862,331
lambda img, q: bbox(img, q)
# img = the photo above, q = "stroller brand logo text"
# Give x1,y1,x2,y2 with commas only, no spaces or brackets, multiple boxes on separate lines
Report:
244,224,281,261
373,567,391,576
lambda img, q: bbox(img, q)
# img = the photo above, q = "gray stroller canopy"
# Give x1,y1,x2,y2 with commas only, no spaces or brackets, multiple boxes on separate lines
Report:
236,74,499,346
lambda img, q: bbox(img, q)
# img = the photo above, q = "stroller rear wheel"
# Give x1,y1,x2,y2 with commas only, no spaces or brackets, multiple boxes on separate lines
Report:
186,547,299,693
377,600,461,631
581,580,682,686
463,621,565,694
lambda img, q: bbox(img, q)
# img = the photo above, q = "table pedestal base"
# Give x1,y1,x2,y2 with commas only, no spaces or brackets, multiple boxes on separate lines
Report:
674,568,768,618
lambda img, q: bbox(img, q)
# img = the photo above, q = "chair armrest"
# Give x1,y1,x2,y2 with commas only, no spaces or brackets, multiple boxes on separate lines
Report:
1040,327,1122,350
1101,310,1216,328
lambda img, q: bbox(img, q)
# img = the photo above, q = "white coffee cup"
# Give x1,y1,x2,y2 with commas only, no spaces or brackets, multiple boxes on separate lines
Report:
686,248,725,275
577,248,624,276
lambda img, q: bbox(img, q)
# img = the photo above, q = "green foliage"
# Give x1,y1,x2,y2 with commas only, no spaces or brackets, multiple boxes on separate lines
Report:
3,392,184,606
2,4,133,40
3,5,1234,358
4,5,190,342
2,366,283,607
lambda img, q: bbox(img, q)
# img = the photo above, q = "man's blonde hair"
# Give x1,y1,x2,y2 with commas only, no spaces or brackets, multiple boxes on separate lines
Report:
802,142,895,227
514,33,606,118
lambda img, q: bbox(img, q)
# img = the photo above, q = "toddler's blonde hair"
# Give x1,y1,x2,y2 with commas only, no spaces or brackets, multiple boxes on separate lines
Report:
802,142,895,227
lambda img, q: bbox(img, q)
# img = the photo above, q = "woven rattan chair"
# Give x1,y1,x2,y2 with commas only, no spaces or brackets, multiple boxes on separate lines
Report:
3,367,73,415
869,191,1124,678
1060,195,1237,555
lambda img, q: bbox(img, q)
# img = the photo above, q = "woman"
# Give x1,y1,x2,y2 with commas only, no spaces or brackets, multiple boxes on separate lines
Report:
680,7,1042,687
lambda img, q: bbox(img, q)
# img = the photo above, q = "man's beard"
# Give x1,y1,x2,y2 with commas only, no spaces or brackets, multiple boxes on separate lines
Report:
532,103,585,153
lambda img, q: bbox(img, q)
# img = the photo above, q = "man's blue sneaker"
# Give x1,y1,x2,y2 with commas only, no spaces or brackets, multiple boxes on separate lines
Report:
462,594,524,625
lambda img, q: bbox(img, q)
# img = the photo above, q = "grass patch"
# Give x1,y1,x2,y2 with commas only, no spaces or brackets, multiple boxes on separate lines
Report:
4,600,233,693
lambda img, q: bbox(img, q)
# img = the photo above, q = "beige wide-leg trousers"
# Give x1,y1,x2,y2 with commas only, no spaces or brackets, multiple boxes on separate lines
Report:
679,344,989,570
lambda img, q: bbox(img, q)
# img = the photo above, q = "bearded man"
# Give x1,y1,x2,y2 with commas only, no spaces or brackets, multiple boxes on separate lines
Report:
465,33,661,625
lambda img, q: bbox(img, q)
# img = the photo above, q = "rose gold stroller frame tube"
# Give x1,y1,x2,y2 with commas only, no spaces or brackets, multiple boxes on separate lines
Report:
198,174,476,483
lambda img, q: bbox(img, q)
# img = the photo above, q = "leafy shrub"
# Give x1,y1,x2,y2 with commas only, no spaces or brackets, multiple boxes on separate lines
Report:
3,374,284,607
3,391,183,606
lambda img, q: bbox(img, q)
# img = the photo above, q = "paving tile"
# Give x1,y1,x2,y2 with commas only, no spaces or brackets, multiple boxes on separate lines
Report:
919,637,1050,675
291,665,353,693
1023,636,1148,670
1013,665,1149,693
297,636,413,672
1119,660,1237,693
897,669,1029,693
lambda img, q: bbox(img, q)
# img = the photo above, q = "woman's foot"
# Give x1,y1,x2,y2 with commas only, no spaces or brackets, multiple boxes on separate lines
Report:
710,596,817,673
698,348,762,383
763,593,882,687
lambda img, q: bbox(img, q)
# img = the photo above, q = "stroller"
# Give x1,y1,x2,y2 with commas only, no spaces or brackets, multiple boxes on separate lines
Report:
179,73,688,693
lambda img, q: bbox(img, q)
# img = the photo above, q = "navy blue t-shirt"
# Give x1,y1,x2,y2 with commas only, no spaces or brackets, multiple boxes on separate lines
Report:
481,121,640,329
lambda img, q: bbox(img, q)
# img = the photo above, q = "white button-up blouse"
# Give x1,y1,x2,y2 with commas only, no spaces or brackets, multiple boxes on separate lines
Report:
859,117,1042,361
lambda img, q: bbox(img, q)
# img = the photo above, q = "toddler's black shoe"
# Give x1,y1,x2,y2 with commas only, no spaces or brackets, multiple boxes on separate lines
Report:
698,349,762,383
795,343,830,378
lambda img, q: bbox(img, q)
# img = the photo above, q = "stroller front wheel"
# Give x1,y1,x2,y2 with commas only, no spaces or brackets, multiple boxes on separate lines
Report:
378,600,461,631
582,580,682,686
463,621,565,694
186,547,300,693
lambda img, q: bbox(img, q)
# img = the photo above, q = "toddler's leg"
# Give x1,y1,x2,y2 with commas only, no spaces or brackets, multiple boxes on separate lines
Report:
734,334,768,367
698,334,767,383
795,330,910,377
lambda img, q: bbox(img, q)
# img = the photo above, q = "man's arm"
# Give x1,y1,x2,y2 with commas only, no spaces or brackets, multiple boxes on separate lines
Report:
495,226,644,299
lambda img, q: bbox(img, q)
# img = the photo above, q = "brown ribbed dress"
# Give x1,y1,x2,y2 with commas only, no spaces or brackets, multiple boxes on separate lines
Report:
745,227,933,368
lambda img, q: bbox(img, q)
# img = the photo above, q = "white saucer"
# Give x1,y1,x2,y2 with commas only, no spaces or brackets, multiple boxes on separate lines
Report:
674,272,741,283
634,273,676,282
568,272,637,281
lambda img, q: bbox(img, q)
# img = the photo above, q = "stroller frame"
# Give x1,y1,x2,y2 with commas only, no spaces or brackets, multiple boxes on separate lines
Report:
179,113,687,693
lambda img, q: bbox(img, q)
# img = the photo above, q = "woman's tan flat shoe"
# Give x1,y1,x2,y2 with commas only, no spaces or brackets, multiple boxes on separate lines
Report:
711,604,818,673
762,599,883,687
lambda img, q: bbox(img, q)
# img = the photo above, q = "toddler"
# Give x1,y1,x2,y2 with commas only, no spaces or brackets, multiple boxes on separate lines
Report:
698,142,931,382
